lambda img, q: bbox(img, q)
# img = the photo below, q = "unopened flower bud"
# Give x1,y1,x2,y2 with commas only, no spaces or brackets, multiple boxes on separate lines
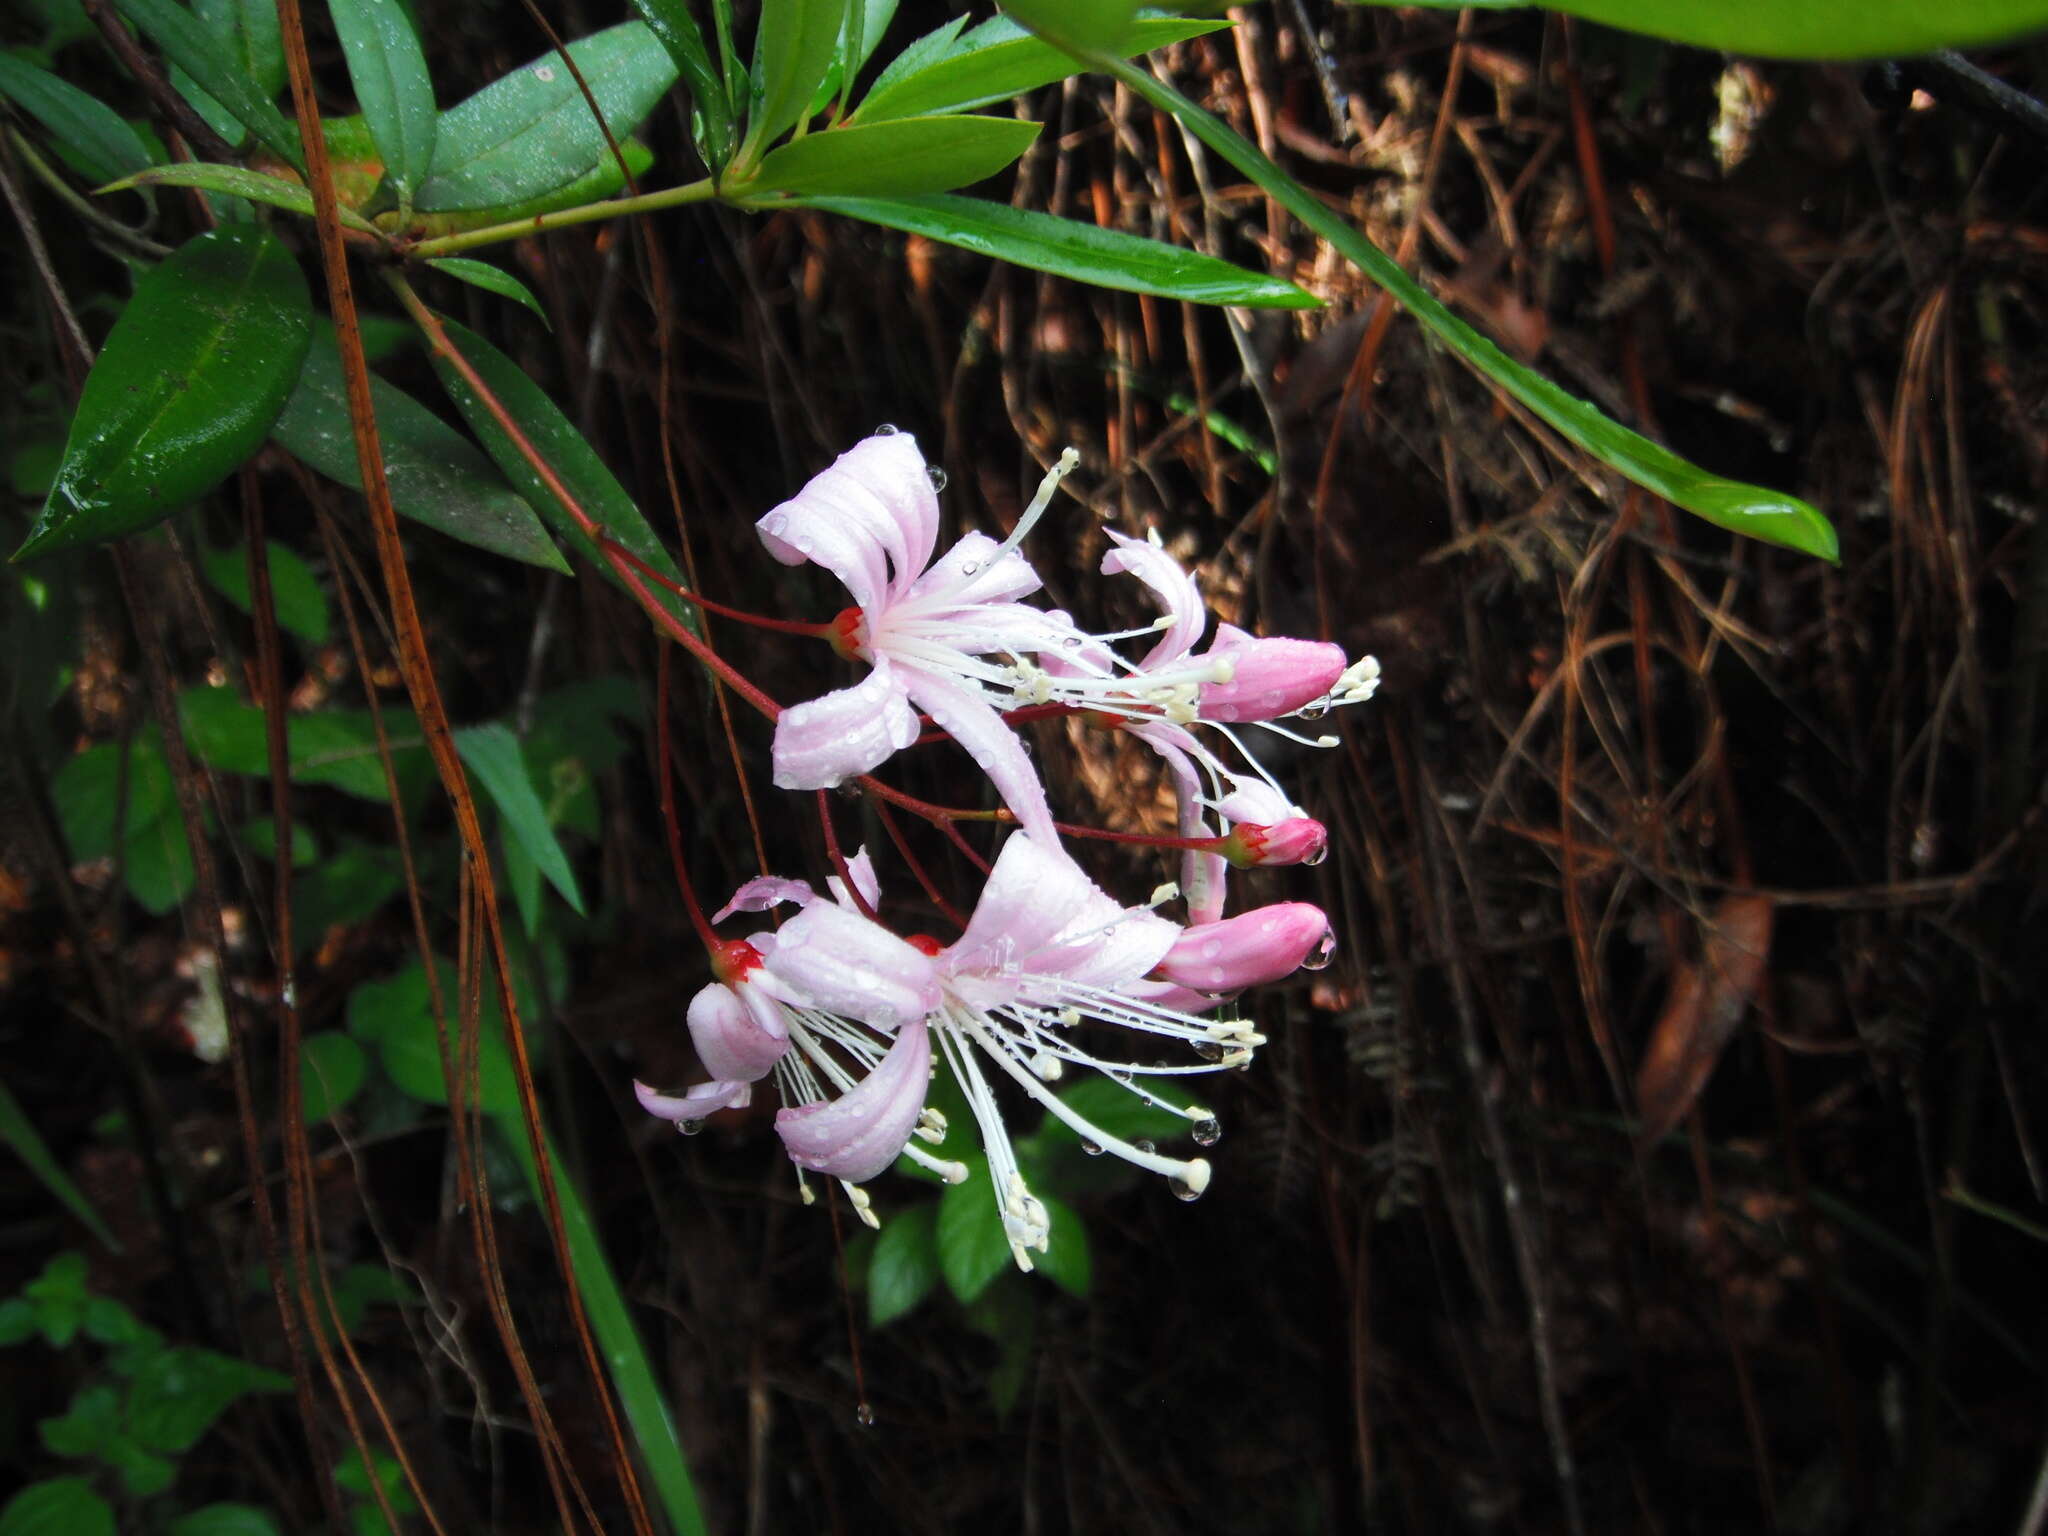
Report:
1222,818,1329,869
1152,902,1331,993
1196,625,1346,723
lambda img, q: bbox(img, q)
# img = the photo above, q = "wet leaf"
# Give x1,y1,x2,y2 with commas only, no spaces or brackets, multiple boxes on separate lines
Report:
937,1155,1012,1304
414,22,676,213
743,114,1038,198
1034,1194,1090,1299
0,54,153,186
747,0,845,150
630,0,733,165
98,162,381,231
868,1201,940,1325
1635,894,1774,1150
796,192,1315,307
109,0,300,165
995,0,1139,54
179,684,432,804
330,0,436,207
15,226,312,561
453,722,585,915
426,257,549,327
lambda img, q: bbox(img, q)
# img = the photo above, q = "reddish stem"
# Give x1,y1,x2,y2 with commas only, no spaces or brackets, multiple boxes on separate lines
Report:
657,643,720,953
594,529,833,637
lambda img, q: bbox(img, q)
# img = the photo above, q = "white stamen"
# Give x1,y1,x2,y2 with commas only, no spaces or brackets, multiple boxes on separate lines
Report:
994,446,1080,561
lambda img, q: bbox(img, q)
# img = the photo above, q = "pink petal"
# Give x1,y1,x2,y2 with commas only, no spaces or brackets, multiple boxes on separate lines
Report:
771,661,922,789
827,846,881,914
1123,977,1222,1015
775,1018,931,1182
903,531,1041,608
899,672,1055,841
634,1077,751,1120
1100,529,1205,669
1153,902,1330,992
687,981,790,1082
756,433,939,609
1132,722,1228,924
1216,779,1294,826
761,902,939,1029
712,876,816,924
945,832,1097,978
1199,625,1346,723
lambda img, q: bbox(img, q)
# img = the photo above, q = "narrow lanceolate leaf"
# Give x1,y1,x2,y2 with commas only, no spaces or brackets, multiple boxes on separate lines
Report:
1099,54,1840,561
996,0,1139,54
851,14,1222,125
272,331,569,572
194,0,285,100
98,163,381,232
0,55,153,187
15,226,312,561
629,0,734,166
0,1077,122,1253
427,258,550,327
1339,0,2048,59
796,192,1317,308
746,0,847,152
453,722,585,915
414,22,676,213
109,0,302,166
743,115,1039,199
426,317,697,632
330,0,437,207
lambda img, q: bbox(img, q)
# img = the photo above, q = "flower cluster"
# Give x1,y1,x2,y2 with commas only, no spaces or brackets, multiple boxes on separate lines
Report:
636,430,1377,1271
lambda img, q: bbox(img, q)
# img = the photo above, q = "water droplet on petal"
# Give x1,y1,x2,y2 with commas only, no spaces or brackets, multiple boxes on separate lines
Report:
1196,1042,1225,1063
926,466,948,492
1063,635,1083,649
1304,842,1329,867
960,559,980,577
1170,1175,1204,1202
1132,1138,1155,1156
874,423,900,436
1303,928,1338,970
1297,696,1331,721
1192,1117,1222,1147
678,1119,705,1137
1080,1139,1104,1157
855,1402,876,1427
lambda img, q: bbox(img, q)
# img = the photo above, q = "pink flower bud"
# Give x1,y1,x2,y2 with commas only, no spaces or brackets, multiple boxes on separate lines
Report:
686,981,789,1084
1153,902,1331,993
1197,624,1346,723
1223,818,1329,869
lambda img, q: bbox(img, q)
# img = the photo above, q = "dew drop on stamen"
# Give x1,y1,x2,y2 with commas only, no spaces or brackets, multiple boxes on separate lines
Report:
1196,1041,1225,1063
678,1119,705,1137
1132,1138,1155,1156
1063,635,1083,649
855,1402,877,1428
1080,1139,1104,1157
926,466,948,492
1297,696,1331,721
1170,1176,1204,1202
1192,1117,1222,1147
1303,929,1338,971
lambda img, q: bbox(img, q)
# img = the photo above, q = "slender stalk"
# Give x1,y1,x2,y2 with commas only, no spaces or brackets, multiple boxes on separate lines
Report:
406,177,717,260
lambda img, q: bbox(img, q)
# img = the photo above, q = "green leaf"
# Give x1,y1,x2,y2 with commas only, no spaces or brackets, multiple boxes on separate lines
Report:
333,1449,419,1517
15,226,314,561
294,837,404,943
1034,1193,1090,1298
323,1263,411,1335
23,1251,89,1345
1342,0,2048,58
125,1344,291,1454
1094,52,1840,561
272,330,569,573
300,1032,368,1122
179,684,432,804
52,739,174,861
937,1156,1013,1304
41,1383,174,1496
0,1477,116,1536
453,722,585,916
744,114,1038,198
99,162,382,231
427,257,550,327
630,0,734,166
859,15,966,111
109,0,301,165
0,54,153,186
746,0,846,152
200,539,331,645
0,1078,120,1252
808,0,898,119
168,1504,283,1536
415,22,677,213
330,0,437,208
852,13,1221,125
348,958,521,1117
868,1201,940,1325
121,815,196,914
194,0,284,100
1041,1073,1200,1146
797,192,1316,308
996,0,1138,54
241,815,318,867
427,317,695,633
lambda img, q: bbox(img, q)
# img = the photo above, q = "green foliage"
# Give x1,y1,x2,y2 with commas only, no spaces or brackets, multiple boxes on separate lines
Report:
179,683,432,803
167,1505,282,1536
745,0,846,156
299,1032,369,1122
629,0,734,166
199,539,331,645
425,257,550,326
414,23,676,212
15,226,313,560
330,0,437,210
0,1080,121,1253
1340,0,2048,58
0,1478,116,1536
868,1202,941,1325
743,113,1039,197
938,1155,1014,1304
0,55,153,186
125,1346,290,1452
50,737,196,913
454,722,586,916
108,0,301,164
101,162,381,230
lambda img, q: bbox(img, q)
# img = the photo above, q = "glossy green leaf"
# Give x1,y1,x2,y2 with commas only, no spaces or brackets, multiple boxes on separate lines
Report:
415,22,677,213
859,14,965,109
1341,0,2048,58
428,318,695,632
109,0,301,165
1034,1194,1090,1299
125,1345,290,1453
744,114,1038,198
1095,52,1840,560
299,1032,368,1122
852,13,1220,124
997,0,1138,54
0,1077,121,1252
168,1505,282,1536
746,0,847,151
809,0,898,118
348,957,525,1119
630,0,733,166
179,684,432,804
0,54,153,187
454,722,584,915
797,192,1315,307
868,1201,940,1326
272,331,569,572
15,226,313,561
0,1478,116,1536
400,136,655,238
97,162,381,231
1041,1073,1199,1146
937,1156,1013,1304
194,0,284,100
427,257,550,327
200,538,331,645
330,0,437,207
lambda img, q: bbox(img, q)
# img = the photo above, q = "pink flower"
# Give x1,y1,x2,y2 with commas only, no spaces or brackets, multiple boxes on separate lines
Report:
1222,817,1330,868
1152,902,1332,992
